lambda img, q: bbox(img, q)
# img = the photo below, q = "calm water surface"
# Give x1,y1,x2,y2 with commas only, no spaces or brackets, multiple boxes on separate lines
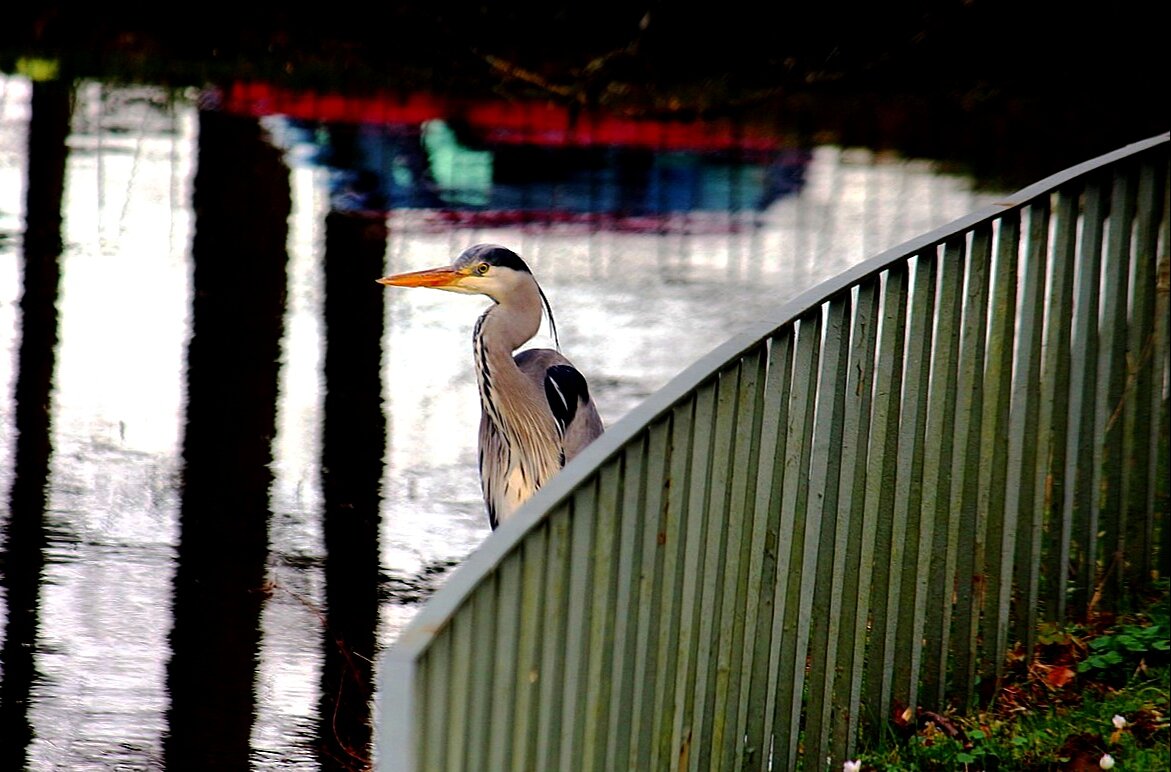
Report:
0,75,1004,769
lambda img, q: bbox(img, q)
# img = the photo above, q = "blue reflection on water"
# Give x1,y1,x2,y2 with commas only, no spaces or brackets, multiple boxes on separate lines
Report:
269,116,809,220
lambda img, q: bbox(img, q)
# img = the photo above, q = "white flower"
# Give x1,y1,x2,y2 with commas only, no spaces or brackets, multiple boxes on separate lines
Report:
1112,714,1127,730
1099,753,1116,769
843,761,862,772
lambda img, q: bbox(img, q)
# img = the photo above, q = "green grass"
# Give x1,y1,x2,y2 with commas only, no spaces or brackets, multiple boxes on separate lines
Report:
859,584,1170,770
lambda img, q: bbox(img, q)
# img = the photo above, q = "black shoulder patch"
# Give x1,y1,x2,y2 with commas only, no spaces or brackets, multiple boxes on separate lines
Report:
544,364,590,435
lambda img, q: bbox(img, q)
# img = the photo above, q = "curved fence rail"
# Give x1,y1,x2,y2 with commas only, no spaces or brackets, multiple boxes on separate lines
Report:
378,133,1170,771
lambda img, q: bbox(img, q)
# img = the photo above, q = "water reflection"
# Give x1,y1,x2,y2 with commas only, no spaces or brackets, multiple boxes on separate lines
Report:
0,77,69,772
317,211,386,770
165,107,290,769
229,83,807,222
0,74,1006,769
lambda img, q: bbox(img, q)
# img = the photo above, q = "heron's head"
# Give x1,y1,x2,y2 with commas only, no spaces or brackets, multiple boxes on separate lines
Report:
377,244,534,301
378,243,560,346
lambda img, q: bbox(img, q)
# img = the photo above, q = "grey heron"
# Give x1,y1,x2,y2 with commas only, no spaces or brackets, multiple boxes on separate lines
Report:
378,244,604,529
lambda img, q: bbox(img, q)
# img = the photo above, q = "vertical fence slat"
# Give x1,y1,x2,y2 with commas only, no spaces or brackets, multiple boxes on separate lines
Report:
1123,158,1164,594
713,347,768,771
559,485,597,768
739,330,795,771
626,423,667,770
950,224,992,706
1064,178,1107,620
861,262,909,727
487,553,521,770
919,238,966,711
669,382,718,770
1151,158,1171,583
444,616,474,768
464,580,499,764
535,506,572,769
978,211,1021,694
581,463,621,770
606,436,649,770
510,522,549,768
1005,197,1051,660
1036,189,1079,624
770,312,822,771
650,400,695,771
690,365,740,771
803,292,853,771
832,281,880,760
891,252,938,716
422,625,451,770
1096,166,1138,610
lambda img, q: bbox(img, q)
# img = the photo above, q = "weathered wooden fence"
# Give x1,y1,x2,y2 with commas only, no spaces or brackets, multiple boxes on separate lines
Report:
378,133,1170,770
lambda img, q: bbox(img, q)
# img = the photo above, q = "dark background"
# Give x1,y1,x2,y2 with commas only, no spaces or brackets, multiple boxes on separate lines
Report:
0,4,1166,769
2,1,1167,185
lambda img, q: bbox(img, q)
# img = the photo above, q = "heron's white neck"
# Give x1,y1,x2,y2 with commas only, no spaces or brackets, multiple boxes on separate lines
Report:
476,277,544,354
472,277,546,441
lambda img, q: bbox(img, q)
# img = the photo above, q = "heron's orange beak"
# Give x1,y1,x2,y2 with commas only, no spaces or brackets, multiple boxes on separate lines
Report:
376,267,463,288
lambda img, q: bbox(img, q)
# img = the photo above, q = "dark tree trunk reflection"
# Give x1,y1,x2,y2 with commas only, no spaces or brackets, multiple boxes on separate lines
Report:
164,108,290,769
317,210,387,770
0,78,71,772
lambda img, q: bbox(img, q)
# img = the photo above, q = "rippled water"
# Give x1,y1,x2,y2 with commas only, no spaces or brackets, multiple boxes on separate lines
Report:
0,74,1005,769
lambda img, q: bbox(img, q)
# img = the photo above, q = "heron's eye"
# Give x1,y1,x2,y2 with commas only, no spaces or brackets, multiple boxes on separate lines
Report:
475,262,490,275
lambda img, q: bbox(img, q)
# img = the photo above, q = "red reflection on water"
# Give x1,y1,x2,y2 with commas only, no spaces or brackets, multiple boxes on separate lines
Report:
214,81,809,232
218,82,785,151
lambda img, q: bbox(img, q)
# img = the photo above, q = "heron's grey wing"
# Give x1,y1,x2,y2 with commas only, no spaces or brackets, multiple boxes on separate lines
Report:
561,392,604,462
514,348,604,464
